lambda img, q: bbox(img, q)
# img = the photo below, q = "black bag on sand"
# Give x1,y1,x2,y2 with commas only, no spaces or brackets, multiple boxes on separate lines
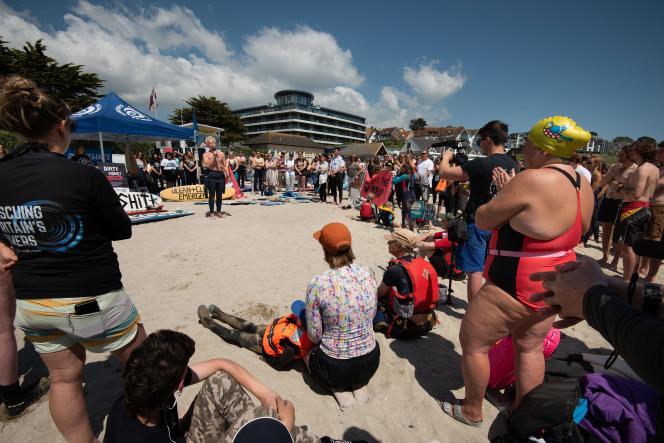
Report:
491,378,584,443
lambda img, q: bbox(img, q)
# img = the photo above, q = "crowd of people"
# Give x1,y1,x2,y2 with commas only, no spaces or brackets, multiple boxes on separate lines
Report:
1,75,664,443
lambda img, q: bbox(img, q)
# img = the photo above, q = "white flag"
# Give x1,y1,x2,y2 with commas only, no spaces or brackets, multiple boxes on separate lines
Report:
148,88,158,112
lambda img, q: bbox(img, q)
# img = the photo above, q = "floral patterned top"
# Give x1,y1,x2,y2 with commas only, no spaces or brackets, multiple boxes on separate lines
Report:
305,264,377,359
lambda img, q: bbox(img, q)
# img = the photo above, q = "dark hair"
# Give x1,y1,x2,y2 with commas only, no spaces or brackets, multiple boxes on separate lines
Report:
477,120,509,146
123,330,195,417
631,137,657,162
658,141,664,149
0,76,70,139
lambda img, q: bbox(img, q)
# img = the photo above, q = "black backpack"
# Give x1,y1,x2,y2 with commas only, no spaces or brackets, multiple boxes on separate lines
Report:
492,378,584,443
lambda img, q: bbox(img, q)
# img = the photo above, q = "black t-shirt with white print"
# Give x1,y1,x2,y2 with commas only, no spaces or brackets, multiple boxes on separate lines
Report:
0,143,132,299
460,153,518,222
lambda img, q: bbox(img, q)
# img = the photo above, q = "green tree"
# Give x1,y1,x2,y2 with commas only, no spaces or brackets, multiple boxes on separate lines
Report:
0,38,104,111
170,96,246,143
409,117,427,131
612,136,633,145
0,129,18,151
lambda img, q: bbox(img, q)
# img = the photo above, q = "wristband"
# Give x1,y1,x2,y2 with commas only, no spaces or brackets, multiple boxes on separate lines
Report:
643,283,662,317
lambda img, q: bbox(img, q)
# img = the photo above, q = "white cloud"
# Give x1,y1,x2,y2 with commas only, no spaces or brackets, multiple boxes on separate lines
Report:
243,26,364,90
403,60,465,103
0,1,463,129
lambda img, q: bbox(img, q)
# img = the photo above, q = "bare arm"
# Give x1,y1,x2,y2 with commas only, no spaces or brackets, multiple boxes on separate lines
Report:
600,165,617,188
475,172,531,230
377,281,390,299
439,152,470,182
189,358,279,410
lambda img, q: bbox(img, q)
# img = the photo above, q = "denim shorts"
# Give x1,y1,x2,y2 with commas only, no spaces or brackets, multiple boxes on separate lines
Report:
455,222,491,273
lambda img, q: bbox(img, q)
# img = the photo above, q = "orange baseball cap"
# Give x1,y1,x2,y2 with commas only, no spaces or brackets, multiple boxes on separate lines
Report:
313,222,352,254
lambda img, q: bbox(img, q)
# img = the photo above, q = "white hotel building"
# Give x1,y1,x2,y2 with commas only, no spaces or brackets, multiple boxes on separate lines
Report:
233,90,367,146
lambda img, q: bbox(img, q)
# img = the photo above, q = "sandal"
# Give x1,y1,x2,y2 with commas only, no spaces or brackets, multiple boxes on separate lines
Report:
437,396,483,427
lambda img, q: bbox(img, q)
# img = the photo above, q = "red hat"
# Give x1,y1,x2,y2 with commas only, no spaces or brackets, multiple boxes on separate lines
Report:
313,222,352,254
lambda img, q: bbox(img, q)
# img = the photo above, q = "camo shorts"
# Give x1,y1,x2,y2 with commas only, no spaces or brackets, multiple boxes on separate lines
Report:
185,371,317,443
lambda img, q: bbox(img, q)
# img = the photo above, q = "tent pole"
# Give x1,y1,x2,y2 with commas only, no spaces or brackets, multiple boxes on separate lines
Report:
98,132,105,162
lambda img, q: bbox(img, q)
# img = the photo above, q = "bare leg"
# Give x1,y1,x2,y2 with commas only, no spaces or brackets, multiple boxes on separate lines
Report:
0,269,18,386
209,305,261,334
466,271,484,303
610,242,622,268
599,222,614,262
457,284,513,421
622,245,638,280
39,345,96,443
110,324,147,364
511,313,555,410
645,258,662,282
198,306,262,354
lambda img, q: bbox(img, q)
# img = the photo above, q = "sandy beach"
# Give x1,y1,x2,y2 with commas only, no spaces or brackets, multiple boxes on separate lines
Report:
2,196,656,443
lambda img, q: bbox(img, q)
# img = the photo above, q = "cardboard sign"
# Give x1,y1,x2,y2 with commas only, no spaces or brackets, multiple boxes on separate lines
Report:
115,190,163,213
98,163,129,188
160,184,235,202
360,171,393,207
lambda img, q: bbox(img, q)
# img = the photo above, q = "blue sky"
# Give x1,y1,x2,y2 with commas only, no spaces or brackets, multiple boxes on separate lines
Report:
2,0,663,140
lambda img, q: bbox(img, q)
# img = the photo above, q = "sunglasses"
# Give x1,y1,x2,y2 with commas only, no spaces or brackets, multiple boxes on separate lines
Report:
67,117,78,133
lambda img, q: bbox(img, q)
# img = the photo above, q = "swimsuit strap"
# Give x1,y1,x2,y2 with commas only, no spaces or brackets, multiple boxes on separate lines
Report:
544,166,581,190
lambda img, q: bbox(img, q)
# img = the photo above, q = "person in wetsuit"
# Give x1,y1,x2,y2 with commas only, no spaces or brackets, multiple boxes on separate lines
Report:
441,116,594,427
202,136,228,219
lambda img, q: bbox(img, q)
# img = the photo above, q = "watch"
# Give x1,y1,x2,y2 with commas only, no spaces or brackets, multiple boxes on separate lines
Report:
642,283,662,317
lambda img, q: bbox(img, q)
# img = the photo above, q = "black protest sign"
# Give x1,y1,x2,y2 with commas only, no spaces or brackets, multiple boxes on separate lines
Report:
98,162,129,188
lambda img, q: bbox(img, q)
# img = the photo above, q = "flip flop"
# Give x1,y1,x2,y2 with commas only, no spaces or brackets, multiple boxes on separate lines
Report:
438,396,483,427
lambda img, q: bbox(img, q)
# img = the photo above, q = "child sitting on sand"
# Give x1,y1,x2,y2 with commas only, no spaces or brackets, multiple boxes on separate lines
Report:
197,303,313,370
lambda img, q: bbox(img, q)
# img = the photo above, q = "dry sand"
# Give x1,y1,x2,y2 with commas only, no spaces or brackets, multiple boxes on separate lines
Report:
2,196,659,443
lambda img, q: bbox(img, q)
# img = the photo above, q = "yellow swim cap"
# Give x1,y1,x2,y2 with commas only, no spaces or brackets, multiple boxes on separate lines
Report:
527,116,591,159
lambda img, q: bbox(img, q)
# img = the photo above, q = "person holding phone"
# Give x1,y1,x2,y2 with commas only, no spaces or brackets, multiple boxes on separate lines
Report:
0,76,147,443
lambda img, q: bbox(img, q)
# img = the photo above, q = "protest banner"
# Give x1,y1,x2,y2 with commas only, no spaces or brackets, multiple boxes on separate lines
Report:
160,184,235,201
98,162,129,189
360,171,392,207
115,190,163,214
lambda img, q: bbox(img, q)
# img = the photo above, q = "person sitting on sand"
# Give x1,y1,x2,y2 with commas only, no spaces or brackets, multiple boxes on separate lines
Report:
374,229,439,339
304,223,379,410
197,303,314,370
104,329,361,443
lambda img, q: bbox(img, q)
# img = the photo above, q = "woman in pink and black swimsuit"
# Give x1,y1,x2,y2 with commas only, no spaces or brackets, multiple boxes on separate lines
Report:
440,116,594,427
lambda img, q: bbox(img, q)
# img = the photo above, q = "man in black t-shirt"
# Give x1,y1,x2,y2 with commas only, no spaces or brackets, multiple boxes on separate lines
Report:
71,146,92,165
439,121,517,302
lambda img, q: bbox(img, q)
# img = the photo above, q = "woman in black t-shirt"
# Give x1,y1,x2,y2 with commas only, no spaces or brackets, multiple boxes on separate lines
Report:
0,76,146,443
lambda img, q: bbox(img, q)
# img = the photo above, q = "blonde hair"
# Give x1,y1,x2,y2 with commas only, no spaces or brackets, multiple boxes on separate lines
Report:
205,136,216,144
323,246,355,269
0,76,70,139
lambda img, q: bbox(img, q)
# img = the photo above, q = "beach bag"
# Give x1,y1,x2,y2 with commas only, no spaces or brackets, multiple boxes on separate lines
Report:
447,217,468,242
493,378,584,443
410,200,425,219
360,201,374,220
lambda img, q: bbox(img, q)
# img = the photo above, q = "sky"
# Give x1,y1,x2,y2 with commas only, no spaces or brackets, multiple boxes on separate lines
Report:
1,0,663,140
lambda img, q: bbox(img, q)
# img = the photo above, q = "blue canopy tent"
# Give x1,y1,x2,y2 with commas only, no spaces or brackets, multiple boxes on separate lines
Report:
70,92,195,159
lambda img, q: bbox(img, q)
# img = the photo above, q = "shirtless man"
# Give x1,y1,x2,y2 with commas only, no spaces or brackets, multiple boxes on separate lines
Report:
597,146,637,264
202,136,228,218
640,141,664,281
613,137,660,280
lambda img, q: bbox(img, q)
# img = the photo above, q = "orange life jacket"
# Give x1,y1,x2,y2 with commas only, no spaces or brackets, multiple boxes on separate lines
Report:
388,256,439,315
261,314,314,358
